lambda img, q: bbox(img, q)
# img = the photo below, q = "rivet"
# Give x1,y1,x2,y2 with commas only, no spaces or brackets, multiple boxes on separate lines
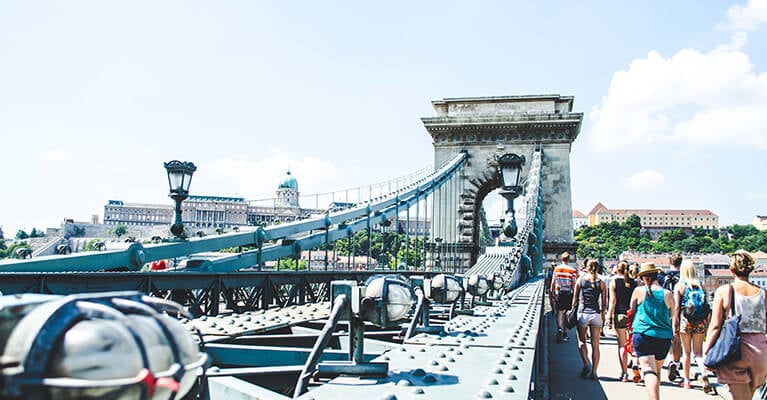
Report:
503,385,515,392
492,368,503,374
411,368,426,377
396,379,412,386
477,389,493,398
497,360,507,365
412,388,425,394
439,365,448,371
438,352,446,358
430,360,439,366
507,374,518,381
448,357,455,362
486,378,499,385
408,355,415,359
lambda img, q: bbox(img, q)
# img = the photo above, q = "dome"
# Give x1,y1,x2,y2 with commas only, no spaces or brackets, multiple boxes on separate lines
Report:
278,170,298,190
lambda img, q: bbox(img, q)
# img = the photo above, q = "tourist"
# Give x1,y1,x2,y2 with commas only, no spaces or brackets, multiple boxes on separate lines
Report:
661,253,683,382
572,259,607,380
607,261,636,382
630,263,675,400
551,252,578,343
672,259,710,390
703,251,767,400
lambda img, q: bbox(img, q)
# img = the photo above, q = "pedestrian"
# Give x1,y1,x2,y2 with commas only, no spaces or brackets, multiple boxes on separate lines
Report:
630,262,675,400
672,259,711,390
572,259,607,380
703,251,767,400
551,252,578,343
662,253,683,382
607,261,636,382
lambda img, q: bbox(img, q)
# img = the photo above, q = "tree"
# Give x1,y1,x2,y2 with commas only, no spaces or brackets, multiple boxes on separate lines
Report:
29,228,45,238
111,225,128,238
15,229,29,240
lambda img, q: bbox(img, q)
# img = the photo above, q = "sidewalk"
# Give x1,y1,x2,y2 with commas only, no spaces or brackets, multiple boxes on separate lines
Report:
545,308,730,400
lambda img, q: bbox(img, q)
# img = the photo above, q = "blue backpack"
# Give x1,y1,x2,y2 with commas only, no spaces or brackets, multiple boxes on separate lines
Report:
681,284,710,322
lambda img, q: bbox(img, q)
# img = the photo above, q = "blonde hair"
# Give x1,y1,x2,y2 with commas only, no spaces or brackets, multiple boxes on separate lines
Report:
616,261,632,288
628,264,639,279
679,259,700,287
730,251,755,277
587,259,600,276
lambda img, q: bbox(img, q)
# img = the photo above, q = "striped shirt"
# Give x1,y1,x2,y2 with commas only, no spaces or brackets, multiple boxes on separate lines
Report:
553,263,578,294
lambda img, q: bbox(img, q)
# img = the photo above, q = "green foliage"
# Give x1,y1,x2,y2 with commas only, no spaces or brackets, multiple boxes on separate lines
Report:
15,229,29,240
0,241,31,259
71,225,85,237
81,238,104,252
278,257,308,270
575,216,767,257
29,228,45,238
111,224,128,238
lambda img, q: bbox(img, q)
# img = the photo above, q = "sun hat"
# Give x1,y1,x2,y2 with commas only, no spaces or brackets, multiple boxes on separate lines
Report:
636,262,663,277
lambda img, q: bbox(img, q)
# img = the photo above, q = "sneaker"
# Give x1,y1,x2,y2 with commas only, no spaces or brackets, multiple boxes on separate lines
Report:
701,375,713,394
668,362,679,382
580,365,591,379
562,333,570,342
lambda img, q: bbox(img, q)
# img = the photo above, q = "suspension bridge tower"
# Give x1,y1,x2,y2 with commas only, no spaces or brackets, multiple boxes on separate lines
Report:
422,95,583,268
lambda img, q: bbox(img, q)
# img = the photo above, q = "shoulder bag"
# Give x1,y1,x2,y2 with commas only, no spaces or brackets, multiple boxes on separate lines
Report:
703,284,741,369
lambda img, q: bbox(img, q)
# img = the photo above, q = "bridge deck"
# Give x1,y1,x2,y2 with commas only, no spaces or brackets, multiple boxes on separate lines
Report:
545,307,731,400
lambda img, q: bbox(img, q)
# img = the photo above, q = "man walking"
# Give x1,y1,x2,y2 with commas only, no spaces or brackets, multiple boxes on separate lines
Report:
551,252,578,342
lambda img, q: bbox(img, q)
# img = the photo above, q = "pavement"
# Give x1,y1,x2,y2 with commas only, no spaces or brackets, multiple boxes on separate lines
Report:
544,304,731,400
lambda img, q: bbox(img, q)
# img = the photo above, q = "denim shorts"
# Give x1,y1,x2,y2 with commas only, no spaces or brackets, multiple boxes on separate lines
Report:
632,332,671,360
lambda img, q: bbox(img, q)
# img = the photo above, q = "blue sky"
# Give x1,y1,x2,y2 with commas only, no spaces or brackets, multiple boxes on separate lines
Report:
1,1,766,236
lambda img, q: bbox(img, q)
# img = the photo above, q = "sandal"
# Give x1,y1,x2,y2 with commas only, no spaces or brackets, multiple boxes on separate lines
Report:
620,372,630,382
632,366,642,383
701,375,713,394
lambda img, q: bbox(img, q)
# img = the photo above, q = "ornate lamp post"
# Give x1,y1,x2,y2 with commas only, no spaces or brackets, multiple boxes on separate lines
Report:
497,153,525,239
164,160,197,240
595,238,604,269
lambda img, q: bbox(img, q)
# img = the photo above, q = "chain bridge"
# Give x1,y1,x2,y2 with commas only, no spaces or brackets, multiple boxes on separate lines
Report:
2,95,751,400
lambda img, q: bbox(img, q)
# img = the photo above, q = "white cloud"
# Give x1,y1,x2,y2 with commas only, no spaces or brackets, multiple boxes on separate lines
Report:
624,170,665,192
724,0,767,31
589,1,767,152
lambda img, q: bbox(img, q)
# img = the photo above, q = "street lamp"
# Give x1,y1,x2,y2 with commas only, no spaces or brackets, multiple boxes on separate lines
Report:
497,153,525,239
595,238,605,268
164,160,197,240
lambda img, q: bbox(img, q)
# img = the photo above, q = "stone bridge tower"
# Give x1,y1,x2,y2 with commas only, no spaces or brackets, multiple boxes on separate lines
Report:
421,95,583,268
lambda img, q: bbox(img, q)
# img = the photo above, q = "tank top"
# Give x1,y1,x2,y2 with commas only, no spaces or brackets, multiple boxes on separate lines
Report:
633,287,673,339
579,277,602,314
613,277,635,314
735,289,766,333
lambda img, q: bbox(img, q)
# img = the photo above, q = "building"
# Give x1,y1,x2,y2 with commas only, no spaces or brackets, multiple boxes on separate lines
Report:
573,209,588,231
104,171,323,231
587,202,719,230
753,215,767,231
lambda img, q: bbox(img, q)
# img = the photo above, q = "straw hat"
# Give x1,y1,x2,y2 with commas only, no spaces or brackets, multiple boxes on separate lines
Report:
636,262,663,277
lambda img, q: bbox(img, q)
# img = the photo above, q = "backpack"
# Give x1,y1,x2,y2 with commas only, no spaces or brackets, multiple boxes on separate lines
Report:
681,284,711,322
661,270,679,291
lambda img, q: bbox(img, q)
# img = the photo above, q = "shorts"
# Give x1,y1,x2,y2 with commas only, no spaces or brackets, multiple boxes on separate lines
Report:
679,314,708,335
717,333,767,391
555,291,573,311
614,313,629,329
578,312,602,328
632,332,671,360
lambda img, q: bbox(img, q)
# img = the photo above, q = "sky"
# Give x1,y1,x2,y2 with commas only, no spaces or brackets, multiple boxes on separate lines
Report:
1,0,766,236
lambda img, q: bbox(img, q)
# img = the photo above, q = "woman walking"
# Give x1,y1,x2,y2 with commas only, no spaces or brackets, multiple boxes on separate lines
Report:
704,251,767,400
672,259,710,390
607,261,636,382
572,259,607,380
630,263,675,400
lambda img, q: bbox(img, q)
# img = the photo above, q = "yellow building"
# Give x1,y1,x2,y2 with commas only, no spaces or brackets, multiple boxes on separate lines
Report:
752,215,767,231
587,202,718,230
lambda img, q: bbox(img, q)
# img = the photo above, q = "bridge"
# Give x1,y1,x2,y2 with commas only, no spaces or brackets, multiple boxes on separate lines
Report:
0,95,761,400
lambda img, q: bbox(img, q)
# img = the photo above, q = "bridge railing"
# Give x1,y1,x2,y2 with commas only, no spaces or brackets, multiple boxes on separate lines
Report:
0,153,468,274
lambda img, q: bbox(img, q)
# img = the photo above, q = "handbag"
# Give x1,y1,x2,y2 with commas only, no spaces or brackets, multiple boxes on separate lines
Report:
704,284,742,369
565,301,579,330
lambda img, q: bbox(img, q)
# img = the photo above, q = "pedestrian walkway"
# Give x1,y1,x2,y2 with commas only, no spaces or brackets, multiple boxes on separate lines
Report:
544,308,731,400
